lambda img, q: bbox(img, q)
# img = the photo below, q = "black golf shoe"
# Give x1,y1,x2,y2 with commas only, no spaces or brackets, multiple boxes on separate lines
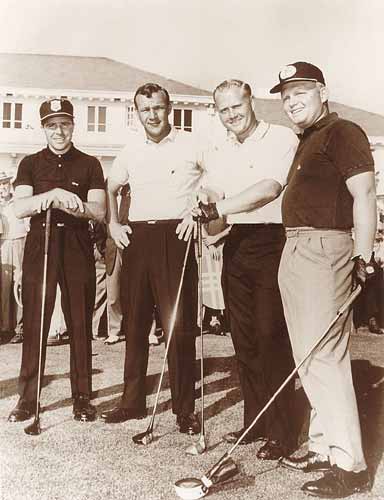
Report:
257,439,286,460
8,398,36,422
73,395,97,422
101,407,147,423
301,466,370,498
176,413,201,435
223,428,265,445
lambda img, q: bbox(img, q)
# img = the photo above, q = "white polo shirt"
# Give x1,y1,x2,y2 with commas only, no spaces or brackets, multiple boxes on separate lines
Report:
108,127,203,221
202,121,298,224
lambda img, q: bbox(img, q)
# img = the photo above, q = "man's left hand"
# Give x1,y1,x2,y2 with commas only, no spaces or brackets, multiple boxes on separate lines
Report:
191,201,220,224
352,254,377,289
176,215,196,241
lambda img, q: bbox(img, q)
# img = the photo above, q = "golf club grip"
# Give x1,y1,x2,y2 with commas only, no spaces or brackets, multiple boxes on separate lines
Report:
44,208,52,255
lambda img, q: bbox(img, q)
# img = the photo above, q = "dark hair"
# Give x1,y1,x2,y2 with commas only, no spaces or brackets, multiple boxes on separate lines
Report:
134,83,170,109
213,79,252,102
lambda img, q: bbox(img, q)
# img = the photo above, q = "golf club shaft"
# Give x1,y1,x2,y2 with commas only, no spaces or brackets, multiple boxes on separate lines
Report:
197,219,204,436
34,207,52,420
147,234,193,432
204,284,362,480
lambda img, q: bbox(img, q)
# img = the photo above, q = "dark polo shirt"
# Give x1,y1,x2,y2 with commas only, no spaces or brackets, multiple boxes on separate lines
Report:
282,113,374,229
14,144,105,226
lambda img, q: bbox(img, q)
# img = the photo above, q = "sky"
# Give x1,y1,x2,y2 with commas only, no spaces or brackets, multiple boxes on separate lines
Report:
1,0,383,114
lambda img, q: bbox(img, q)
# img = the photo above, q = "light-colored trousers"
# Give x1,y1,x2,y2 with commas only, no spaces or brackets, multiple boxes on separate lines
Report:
278,228,366,472
0,237,25,333
106,248,123,337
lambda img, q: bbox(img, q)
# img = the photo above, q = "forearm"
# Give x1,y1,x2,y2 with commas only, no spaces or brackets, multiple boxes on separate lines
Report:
353,191,377,261
60,201,106,222
216,180,282,216
106,187,120,225
14,191,54,219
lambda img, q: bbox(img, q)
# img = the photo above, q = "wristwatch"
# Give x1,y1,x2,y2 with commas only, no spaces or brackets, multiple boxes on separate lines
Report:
353,255,375,275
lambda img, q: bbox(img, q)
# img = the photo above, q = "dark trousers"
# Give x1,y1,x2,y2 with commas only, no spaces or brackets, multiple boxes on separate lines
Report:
120,222,197,415
18,225,95,402
223,224,295,448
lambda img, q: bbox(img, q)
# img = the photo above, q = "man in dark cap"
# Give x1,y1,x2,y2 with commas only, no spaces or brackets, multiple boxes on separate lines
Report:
270,62,376,497
8,98,106,424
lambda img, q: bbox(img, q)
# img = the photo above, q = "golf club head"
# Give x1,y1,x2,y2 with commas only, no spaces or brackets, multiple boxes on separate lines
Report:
132,430,153,446
204,457,239,486
185,435,207,456
24,418,41,436
174,478,208,500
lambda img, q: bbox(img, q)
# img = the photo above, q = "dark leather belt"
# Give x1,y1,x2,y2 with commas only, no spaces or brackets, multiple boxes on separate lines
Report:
30,220,89,230
129,219,182,225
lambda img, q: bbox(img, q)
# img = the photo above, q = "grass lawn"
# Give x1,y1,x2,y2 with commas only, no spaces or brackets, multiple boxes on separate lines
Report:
0,329,383,500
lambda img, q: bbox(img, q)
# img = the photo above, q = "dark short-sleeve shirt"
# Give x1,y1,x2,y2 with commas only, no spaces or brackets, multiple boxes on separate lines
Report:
14,144,105,225
282,113,374,229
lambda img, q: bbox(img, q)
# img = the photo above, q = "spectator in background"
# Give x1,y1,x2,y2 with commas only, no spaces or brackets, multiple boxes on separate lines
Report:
103,184,130,345
0,171,27,344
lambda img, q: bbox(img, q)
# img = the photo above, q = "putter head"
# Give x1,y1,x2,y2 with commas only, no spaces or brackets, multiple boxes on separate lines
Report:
174,478,208,500
24,418,41,436
132,430,153,445
185,435,207,456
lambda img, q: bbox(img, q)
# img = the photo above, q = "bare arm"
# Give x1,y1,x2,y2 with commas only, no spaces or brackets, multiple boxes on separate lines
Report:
215,179,283,217
59,189,106,222
346,171,377,261
106,178,132,249
14,185,106,222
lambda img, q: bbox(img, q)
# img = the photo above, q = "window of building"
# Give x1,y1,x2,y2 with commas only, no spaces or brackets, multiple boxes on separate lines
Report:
87,105,107,132
173,109,192,132
2,102,23,129
126,105,136,128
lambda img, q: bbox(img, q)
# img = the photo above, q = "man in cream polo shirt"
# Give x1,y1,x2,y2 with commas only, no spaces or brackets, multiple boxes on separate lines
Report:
196,79,298,459
104,83,202,436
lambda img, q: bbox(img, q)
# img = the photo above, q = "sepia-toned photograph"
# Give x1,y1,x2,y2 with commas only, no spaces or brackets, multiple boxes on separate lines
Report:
0,1,383,499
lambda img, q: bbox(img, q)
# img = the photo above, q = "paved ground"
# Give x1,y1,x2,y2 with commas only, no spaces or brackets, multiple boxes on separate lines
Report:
0,328,383,500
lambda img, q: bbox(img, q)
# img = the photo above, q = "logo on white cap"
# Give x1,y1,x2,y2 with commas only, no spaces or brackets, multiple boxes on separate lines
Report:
50,100,62,112
279,65,297,80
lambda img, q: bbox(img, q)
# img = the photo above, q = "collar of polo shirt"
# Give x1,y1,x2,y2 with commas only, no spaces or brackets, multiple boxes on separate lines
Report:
227,120,270,145
142,125,178,145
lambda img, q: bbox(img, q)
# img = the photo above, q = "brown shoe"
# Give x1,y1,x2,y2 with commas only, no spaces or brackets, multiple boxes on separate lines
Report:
279,451,331,473
73,395,97,422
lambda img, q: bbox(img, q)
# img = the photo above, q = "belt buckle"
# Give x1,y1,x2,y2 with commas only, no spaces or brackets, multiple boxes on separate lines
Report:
147,220,157,224
57,223,65,227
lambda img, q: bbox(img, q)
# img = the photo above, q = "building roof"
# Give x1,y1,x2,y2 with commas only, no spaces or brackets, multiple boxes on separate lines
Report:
0,53,211,97
254,98,384,137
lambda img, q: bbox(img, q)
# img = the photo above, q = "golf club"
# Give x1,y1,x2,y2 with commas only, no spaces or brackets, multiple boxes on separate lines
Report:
186,218,207,456
24,207,52,436
174,284,362,498
132,234,193,445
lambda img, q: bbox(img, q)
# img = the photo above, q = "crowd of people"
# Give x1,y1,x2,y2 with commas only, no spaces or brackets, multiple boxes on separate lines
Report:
2,60,384,498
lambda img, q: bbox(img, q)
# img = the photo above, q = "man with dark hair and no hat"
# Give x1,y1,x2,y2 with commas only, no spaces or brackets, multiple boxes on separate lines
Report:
270,62,376,497
104,83,201,435
8,98,106,424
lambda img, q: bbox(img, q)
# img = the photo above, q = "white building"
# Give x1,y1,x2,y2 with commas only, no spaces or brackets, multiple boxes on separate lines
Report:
0,53,215,178
1,53,384,194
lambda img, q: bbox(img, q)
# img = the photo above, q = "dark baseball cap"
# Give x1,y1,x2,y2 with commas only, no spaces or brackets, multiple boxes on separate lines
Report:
269,62,325,94
39,98,74,123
